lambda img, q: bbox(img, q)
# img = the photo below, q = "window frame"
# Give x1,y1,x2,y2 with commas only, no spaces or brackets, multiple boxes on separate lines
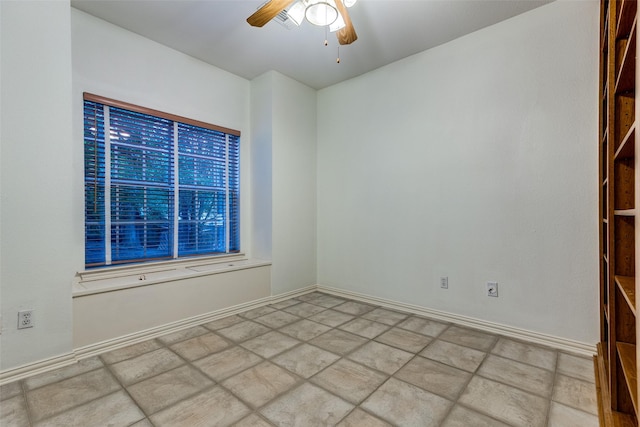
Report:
83,92,241,269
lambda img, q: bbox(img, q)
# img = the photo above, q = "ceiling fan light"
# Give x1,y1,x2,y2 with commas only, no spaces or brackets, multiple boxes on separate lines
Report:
305,1,338,26
329,12,345,32
344,0,357,7
286,1,306,26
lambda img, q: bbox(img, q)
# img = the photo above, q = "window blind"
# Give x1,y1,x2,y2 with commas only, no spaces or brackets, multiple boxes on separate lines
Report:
84,95,240,268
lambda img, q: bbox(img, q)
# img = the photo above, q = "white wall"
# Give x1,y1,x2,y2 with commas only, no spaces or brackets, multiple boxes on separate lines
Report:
317,1,600,344
271,73,317,294
1,0,75,369
250,71,318,295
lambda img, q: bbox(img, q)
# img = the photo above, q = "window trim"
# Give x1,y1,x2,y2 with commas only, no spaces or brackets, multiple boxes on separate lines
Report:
84,93,241,137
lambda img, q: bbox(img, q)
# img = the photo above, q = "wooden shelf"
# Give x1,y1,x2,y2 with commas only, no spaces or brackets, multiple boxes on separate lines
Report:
617,0,638,39
615,17,636,94
598,1,638,424
617,342,638,415
615,123,635,159
616,275,637,315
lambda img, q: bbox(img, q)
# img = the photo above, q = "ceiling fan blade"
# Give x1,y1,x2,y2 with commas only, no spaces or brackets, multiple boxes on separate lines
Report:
247,0,294,27
334,0,357,45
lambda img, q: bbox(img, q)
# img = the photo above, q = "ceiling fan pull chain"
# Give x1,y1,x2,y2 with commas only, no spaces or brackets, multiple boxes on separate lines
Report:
337,45,340,64
324,25,329,46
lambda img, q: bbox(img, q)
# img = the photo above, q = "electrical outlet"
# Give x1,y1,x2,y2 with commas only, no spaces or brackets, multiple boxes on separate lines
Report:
487,282,498,297
440,277,448,289
18,310,34,329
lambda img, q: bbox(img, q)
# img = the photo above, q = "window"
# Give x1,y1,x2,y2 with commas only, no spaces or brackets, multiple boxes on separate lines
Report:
84,93,240,268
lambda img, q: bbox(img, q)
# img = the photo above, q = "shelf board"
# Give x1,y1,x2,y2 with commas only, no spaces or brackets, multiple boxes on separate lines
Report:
615,124,635,160
615,275,637,315
616,342,638,415
614,209,636,216
615,17,636,94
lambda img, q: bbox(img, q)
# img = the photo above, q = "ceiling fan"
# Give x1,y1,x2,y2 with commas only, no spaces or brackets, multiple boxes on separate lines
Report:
247,0,358,45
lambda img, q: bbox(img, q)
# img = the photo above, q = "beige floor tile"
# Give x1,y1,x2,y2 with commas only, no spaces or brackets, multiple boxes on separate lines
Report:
222,361,301,408
253,311,301,328
282,302,327,318
127,365,213,414
156,326,209,345
492,338,557,371
336,408,391,427
397,316,449,337
279,319,331,341
420,339,486,372
232,413,275,426
272,344,340,378
194,346,262,381
311,358,387,404
217,320,271,342
100,339,162,364
333,301,377,316
395,356,471,400
339,318,391,339
310,294,347,308
150,386,250,427
478,354,555,397
439,326,497,351
557,352,596,382
441,405,510,427
24,357,104,391
269,298,302,310
260,383,354,426
458,376,549,427
362,307,409,326
348,341,413,375
309,329,368,355
26,368,120,422
129,418,154,427
240,306,277,320
552,374,598,415
296,292,325,302
308,309,355,327
202,314,244,330
170,332,231,361
0,395,29,427
547,401,599,427
110,348,184,386
240,331,301,358
0,381,23,401
34,391,145,427
362,378,453,427
375,328,432,353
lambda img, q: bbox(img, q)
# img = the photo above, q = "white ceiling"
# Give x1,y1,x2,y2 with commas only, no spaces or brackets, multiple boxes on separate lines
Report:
71,0,553,89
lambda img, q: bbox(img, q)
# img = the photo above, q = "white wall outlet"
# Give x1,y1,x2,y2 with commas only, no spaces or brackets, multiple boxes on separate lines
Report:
487,282,498,297
440,277,448,289
18,310,34,329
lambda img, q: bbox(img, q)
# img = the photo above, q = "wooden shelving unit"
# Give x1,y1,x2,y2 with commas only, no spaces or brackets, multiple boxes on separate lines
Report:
597,1,639,426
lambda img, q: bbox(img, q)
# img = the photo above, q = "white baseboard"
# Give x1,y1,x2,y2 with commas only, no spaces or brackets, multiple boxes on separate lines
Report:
317,284,597,357
0,285,317,386
0,283,594,385
0,353,77,386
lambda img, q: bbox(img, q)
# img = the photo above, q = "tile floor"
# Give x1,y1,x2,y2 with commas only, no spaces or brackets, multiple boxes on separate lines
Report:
0,291,599,427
